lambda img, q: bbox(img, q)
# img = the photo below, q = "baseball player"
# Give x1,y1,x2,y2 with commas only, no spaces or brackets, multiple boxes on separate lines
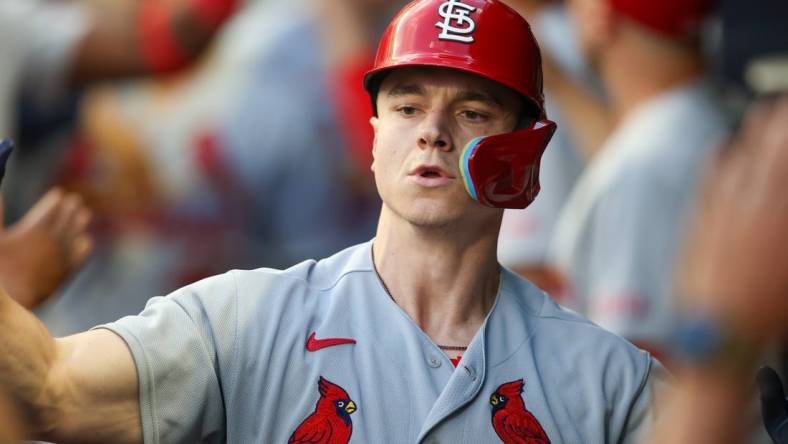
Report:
550,0,728,359
0,1,663,443
0,0,241,139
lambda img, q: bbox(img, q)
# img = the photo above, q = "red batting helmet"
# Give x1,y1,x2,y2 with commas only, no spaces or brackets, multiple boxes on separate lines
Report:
364,0,556,209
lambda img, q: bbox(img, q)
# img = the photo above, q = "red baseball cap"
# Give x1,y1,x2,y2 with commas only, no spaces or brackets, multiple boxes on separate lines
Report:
610,0,716,38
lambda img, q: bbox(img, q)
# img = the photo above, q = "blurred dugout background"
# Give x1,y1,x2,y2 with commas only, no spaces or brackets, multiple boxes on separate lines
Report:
0,0,785,347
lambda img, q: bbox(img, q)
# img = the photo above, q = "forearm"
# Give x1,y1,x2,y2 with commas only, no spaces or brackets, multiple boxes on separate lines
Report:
70,0,237,84
647,368,755,444
51,331,142,444
0,288,142,442
0,287,61,436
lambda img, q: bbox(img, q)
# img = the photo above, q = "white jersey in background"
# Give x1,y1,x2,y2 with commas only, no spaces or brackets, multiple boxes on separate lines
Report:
550,79,729,349
498,4,586,269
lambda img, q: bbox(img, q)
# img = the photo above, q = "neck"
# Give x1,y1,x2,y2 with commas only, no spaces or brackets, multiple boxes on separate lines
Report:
600,29,705,121
373,205,502,347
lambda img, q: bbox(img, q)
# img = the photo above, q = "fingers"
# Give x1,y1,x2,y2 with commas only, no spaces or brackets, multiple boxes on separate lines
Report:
18,187,94,268
21,187,65,227
69,235,94,268
53,193,94,268
66,204,94,267
52,192,88,238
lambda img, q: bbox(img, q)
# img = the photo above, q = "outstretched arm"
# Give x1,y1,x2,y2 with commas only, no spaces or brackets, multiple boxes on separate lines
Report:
0,287,141,443
70,0,239,83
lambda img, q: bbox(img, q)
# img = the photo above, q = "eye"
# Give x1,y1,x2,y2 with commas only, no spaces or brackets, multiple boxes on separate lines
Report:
499,395,506,402
397,105,418,116
337,401,345,407
459,109,488,122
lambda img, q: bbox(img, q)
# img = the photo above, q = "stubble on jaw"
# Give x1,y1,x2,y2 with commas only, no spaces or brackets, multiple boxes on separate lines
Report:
380,194,501,238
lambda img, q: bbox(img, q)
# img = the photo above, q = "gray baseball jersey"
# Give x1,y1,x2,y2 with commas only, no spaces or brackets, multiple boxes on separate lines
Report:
100,240,662,443
550,79,729,349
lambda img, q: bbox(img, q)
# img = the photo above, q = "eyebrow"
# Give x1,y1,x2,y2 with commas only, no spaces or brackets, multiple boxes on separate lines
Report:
454,90,503,107
386,82,503,108
386,83,425,98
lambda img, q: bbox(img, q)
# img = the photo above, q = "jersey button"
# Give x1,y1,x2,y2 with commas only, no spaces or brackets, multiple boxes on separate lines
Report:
428,355,442,368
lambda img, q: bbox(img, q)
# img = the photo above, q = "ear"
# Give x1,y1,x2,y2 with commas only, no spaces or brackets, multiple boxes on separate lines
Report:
369,116,380,135
369,116,380,172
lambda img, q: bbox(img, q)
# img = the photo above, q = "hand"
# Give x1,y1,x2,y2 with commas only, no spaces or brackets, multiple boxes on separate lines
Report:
679,97,788,341
0,188,93,309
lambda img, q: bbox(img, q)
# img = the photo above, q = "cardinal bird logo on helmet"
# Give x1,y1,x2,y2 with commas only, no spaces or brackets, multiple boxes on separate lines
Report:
289,377,357,444
490,379,551,444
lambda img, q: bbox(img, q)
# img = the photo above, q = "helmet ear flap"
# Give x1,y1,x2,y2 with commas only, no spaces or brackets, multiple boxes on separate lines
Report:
460,120,556,209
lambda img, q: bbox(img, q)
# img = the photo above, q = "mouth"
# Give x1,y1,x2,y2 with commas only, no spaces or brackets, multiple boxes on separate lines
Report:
408,165,456,180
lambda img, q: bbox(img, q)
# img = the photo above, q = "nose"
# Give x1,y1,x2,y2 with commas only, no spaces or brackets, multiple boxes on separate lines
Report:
418,111,452,152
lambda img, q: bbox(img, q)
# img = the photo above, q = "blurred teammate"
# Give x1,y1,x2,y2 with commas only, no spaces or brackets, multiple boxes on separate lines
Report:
0,1,663,442
0,0,240,138
0,0,240,319
552,0,728,359
33,0,394,335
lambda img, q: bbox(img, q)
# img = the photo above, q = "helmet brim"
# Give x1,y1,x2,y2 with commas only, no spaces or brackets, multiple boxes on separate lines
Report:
363,60,543,120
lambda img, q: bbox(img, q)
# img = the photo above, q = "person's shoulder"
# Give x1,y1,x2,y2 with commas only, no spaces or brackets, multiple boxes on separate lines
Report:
624,83,728,164
504,269,652,375
230,241,374,295
161,242,376,341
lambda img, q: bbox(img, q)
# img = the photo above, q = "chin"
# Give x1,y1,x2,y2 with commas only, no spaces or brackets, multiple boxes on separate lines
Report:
406,211,458,229
393,196,470,229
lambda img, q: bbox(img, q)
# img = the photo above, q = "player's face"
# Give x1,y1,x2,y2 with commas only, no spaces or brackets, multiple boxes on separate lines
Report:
370,67,521,228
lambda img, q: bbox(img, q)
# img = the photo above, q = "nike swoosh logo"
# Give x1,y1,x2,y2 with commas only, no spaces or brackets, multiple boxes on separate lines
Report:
305,332,357,352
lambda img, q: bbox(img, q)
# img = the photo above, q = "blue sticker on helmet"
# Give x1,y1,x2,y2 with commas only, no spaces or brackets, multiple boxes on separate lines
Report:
460,136,484,202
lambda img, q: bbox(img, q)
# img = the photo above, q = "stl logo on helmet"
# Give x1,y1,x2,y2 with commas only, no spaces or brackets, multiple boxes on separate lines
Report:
435,0,477,43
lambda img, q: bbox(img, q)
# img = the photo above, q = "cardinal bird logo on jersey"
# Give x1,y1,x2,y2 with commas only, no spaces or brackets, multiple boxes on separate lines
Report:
289,377,357,444
490,379,551,444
